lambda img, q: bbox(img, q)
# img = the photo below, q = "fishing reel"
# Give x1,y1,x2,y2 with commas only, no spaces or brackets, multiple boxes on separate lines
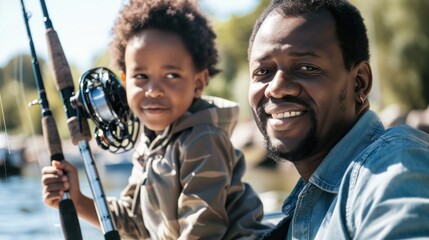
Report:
72,67,140,153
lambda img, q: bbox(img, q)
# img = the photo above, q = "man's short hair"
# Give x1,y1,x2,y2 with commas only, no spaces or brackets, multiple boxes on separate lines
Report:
248,0,370,70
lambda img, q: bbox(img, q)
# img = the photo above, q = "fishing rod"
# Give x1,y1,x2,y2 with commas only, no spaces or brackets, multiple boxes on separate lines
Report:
18,0,82,239
38,0,121,239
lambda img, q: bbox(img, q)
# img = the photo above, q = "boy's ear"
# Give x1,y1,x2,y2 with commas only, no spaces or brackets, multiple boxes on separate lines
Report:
194,69,208,98
120,72,126,87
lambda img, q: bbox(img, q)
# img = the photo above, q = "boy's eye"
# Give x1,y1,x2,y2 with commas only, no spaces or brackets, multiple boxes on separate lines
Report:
134,73,148,79
166,73,180,79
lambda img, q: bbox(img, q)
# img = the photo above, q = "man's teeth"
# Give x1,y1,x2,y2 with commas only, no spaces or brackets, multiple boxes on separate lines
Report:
272,111,303,119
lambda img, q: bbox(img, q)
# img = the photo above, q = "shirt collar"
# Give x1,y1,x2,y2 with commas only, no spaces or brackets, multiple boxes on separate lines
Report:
309,110,384,193
282,110,384,214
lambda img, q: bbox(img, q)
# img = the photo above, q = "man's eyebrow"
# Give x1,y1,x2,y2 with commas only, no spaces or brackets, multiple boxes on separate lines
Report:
250,49,321,63
288,51,320,57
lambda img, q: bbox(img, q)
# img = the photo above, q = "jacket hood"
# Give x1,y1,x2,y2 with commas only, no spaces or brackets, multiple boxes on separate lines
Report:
138,96,239,153
172,96,239,137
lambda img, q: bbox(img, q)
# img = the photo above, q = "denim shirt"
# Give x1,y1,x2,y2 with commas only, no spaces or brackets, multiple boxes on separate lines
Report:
266,110,429,239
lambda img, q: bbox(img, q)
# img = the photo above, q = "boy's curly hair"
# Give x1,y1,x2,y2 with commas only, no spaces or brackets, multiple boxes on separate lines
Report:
110,0,220,78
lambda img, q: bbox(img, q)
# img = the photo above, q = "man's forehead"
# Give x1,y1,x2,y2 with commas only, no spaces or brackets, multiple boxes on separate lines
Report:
250,10,338,60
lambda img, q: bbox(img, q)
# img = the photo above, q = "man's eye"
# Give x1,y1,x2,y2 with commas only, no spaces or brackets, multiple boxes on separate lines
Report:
254,68,270,76
298,65,317,71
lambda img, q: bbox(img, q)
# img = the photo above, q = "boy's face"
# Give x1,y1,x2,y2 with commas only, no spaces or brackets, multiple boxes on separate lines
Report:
125,29,207,133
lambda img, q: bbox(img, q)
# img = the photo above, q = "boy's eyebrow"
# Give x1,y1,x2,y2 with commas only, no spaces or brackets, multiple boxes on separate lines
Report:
163,64,183,70
129,66,146,72
128,65,183,72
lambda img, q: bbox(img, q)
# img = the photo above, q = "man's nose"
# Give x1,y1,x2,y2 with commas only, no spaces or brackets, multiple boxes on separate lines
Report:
264,70,301,99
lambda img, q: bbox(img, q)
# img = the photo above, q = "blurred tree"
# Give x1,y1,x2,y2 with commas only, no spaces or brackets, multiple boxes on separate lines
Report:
0,68,3,88
367,0,429,110
3,54,40,90
205,0,269,102
0,53,81,137
92,49,113,71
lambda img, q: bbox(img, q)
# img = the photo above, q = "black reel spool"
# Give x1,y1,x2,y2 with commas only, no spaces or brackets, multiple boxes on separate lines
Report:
77,67,140,153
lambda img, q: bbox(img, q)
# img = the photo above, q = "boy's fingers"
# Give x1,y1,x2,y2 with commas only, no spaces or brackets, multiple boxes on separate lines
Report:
52,160,77,174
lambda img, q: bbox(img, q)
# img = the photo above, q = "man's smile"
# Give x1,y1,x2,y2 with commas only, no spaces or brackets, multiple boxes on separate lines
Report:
271,111,304,119
267,110,307,131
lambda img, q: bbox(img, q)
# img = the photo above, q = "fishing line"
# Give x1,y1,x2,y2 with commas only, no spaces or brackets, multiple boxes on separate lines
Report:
0,92,10,179
17,54,45,175
0,94,10,155
17,51,59,237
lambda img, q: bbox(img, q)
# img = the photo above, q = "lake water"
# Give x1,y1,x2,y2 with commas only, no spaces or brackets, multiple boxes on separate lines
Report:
0,164,129,240
0,154,298,240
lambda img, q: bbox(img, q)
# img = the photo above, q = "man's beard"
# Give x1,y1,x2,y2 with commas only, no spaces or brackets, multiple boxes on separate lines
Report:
254,103,317,163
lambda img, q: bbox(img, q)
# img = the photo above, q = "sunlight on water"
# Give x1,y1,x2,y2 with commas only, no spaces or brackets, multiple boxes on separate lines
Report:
0,166,128,240
0,154,295,239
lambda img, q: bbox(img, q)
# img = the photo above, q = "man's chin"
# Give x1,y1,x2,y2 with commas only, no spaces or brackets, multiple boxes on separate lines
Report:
264,137,313,163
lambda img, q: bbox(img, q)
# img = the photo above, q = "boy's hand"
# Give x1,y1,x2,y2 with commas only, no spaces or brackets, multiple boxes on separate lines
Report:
41,160,82,209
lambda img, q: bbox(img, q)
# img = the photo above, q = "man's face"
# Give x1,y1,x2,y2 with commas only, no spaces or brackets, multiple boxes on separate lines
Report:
248,10,358,162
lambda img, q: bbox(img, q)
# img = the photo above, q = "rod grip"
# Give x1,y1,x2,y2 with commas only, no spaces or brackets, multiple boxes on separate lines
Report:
45,28,92,144
41,115,64,161
42,115,83,239
67,116,92,145
59,199,83,240
45,29,74,91
104,231,121,240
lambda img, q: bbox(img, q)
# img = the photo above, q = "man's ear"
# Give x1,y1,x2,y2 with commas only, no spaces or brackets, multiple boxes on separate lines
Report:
194,69,208,98
354,61,372,104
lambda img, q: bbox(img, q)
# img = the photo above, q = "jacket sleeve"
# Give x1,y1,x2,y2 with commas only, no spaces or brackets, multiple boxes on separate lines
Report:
107,159,150,239
177,127,232,239
177,125,269,239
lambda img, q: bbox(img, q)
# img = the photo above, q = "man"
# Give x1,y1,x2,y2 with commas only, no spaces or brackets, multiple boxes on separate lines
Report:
247,0,429,239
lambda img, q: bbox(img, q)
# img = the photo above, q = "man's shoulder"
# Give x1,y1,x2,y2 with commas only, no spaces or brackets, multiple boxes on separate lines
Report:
336,124,429,240
382,124,429,144
346,124,429,192
361,124,429,159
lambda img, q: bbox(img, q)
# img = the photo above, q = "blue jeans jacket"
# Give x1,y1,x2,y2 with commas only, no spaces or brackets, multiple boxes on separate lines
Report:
261,110,429,239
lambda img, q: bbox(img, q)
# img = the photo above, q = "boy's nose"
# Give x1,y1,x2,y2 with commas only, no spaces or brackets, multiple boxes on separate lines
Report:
144,88,164,98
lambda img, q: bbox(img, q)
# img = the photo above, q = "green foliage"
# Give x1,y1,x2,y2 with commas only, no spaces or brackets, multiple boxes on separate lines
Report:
92,50,114,72
368,0,429,110
2,54,42,90
0,69,3,88
204,0,269,102
0,53,82,138
0,76,40,135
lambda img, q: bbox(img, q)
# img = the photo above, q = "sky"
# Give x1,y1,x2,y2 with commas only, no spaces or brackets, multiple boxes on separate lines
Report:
0,0,258,72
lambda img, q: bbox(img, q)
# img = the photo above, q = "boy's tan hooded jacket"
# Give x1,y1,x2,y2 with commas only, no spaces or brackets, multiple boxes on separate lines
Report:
108,96,271,239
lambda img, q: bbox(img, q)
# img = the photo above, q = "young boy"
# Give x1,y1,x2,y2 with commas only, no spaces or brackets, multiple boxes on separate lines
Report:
41,0,271,239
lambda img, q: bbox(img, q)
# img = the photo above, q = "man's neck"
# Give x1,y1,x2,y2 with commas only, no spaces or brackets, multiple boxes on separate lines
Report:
292,154,326,183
